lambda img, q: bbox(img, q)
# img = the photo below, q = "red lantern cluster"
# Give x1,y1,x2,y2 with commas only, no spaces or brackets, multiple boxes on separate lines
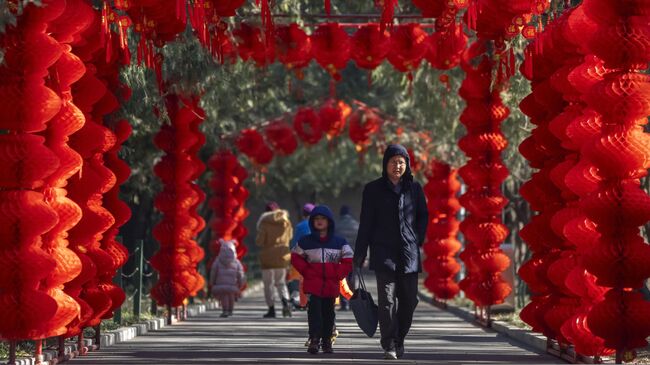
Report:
234,99,382,165
577,0,650,356
65,23,126,337
74,11,133,327
150,95,206,308
207,150,250,263
0,1,79,340
423,161,461,299
457,55,512,307
225,21,466,80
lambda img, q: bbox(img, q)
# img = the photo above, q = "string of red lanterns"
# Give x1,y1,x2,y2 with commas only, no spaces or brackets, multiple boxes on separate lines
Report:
423,161,462,300
207,150,250,268
457,53,512,310
150,94,206,314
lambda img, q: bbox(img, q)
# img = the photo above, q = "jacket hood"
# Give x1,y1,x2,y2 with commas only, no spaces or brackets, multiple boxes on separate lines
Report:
308,205,335,236
217,239,237,263
256,209,289,228
382,144,413,184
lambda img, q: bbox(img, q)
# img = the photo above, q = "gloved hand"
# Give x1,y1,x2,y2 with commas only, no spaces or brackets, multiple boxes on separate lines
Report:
353,256,365,269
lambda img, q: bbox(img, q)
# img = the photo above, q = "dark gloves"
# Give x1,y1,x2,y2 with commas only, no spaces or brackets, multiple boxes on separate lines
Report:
353,256,365,269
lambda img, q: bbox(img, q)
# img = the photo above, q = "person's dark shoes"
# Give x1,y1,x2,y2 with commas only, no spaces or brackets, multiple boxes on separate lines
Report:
219,312,228,318
321,338,333,354
396,343,404,358
307,337,320,354
384,349,397,360
263,306,276,318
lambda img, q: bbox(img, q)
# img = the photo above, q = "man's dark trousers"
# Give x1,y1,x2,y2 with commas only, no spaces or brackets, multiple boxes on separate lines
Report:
375,271,419,350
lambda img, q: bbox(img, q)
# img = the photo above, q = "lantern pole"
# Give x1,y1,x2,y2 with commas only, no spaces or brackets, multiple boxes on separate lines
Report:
34,339,42,364
8,340,16,365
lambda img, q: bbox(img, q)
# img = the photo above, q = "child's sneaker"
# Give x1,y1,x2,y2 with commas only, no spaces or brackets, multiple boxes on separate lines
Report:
321,338,333,354
307,338,320,354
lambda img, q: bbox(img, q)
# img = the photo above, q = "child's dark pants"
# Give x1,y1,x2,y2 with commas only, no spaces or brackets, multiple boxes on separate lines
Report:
307,295,335,339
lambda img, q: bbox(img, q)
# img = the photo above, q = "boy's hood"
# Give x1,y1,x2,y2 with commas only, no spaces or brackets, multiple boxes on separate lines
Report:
308,205,335,236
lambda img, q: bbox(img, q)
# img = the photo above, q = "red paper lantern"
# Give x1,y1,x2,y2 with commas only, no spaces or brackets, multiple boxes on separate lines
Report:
386,23,429,74
311,23,350,78
293,107,323,145
350,24,390,70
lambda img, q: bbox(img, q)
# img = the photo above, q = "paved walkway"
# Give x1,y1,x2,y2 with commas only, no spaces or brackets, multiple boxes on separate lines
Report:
70,277,562,364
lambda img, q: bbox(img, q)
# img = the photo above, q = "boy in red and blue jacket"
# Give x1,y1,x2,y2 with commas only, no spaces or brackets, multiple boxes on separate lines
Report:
291,205,353,354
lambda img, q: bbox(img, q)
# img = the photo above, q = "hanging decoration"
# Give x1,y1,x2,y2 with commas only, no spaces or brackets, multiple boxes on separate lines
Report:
457,55,512,308
233,23,275,68
350,23,391,71
577,0,650,359
0,1,64,340
386,23,429,81
150,95,206,309
348,103,382,151
294,107,324,145
208,150,250,264
275,23,312,75
264,119,299,156
423,161,461,300
311,22,351,80
318,99,351,139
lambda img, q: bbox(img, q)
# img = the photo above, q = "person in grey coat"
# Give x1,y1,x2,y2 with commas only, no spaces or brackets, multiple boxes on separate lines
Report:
335,205,359,310
353,144,429,360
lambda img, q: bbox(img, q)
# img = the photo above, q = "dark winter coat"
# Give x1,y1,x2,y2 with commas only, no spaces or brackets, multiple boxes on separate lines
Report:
353,144,429,273
291,205,354,298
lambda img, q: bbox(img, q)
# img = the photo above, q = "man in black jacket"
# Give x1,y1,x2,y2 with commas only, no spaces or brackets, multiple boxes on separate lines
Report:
353,144,429,360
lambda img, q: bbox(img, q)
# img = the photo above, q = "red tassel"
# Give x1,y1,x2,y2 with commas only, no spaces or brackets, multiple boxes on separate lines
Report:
379,0,397,33
407,72,413,96
524,48,533,79
100,1,108,47
329,78,337,98
325,0,331,16
261,0,274,46
176,0,184,19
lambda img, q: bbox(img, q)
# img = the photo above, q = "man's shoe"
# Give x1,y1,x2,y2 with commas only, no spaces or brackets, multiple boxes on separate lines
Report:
396,344,404,358
307,338,320,354
321,338,333,354
219,312,228,318
384,350,398,360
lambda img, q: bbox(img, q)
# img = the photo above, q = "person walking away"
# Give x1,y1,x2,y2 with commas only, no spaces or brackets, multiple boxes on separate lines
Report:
209,239,245,318
335,204,359,311
287,203,315,309
353,144,429,360
256,201,293,318
291,205,353,355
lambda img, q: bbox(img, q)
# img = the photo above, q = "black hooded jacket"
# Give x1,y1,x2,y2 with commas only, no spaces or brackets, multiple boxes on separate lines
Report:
353,144,429,273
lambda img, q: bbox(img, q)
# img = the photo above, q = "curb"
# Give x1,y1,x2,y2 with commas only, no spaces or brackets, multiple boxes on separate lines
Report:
417,289,598,364
5,281,264,365
417,290,547,353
